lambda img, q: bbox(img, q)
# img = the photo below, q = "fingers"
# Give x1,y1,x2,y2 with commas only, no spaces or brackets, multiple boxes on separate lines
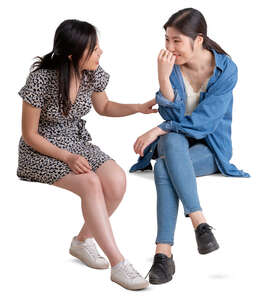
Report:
158,49,165,59
149,98,157,106
140,144,146,157
158,49,175,62
82,158,92,170
75,157,92,174
73,165,87,175
134,138,143,155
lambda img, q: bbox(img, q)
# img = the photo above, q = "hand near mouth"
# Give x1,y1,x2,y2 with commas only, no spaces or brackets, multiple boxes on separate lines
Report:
157,49,176,81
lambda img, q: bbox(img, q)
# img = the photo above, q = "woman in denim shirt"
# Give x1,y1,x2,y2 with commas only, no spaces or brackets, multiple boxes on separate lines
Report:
132,8,250,285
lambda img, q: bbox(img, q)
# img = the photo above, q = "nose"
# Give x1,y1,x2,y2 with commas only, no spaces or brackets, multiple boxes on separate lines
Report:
166,42,175,53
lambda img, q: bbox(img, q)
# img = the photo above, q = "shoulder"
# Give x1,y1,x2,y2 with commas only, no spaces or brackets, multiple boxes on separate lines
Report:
25,68,55,88
216,52,238,77
93,65,110,81
88,65,110,92
212,52,238,94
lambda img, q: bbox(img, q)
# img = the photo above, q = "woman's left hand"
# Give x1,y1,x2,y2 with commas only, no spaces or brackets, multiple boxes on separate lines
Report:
138,98,158,114
134,127,167,156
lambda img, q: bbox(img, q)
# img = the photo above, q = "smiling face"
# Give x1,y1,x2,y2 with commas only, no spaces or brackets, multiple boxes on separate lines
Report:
69,40,103,72
80,40,103,71
165,26,203,65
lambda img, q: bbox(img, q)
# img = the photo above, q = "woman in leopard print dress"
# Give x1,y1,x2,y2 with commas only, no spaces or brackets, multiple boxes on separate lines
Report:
17,19,156,290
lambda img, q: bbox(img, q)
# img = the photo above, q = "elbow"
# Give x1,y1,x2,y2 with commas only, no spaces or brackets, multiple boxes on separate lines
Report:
97,110,106,116
99,102,109,116
22,132,38,147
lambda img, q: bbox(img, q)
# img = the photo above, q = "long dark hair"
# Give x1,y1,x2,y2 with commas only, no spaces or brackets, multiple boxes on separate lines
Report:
31,19,97,116
164,8,230,57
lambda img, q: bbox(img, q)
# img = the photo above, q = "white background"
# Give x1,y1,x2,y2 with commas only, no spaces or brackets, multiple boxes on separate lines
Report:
1,0,258,298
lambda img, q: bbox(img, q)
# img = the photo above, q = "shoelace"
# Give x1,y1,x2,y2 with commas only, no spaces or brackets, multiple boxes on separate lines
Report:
121,262,142,280
83,241,103,259
196,224,215,237
145,255,169,279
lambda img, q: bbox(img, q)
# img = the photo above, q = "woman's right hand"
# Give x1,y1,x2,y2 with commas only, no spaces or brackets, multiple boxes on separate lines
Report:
157,49,176,82
65,153,92,174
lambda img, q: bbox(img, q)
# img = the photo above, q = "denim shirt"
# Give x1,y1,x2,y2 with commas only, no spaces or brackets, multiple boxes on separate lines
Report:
130,49,250,178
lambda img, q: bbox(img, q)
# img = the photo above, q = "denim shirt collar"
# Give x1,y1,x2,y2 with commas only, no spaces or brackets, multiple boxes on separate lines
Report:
172,48,225,96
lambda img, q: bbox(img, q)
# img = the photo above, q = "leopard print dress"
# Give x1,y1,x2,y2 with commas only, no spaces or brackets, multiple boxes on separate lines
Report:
17,65,114,185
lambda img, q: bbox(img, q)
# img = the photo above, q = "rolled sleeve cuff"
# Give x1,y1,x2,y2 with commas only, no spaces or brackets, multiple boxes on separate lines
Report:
157,120,180,133
155,90,183,107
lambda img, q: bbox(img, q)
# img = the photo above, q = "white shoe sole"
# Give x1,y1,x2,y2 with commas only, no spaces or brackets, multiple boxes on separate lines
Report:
111,277,149,290
69,249,109,269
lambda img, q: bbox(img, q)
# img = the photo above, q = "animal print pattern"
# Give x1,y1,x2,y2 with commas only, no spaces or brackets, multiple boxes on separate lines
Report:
17,65,114,185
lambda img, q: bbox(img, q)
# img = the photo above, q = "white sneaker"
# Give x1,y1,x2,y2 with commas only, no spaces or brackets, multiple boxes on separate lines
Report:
111,259,149,290
69,236,109,269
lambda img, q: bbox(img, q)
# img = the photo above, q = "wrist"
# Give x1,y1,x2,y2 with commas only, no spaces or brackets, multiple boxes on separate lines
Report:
153,126,167,136
61,150,71,163
158,76,170,84
135,103,141,113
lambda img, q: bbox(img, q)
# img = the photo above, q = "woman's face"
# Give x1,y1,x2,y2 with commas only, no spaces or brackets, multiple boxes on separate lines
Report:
165,26,202,65
79,40,103,71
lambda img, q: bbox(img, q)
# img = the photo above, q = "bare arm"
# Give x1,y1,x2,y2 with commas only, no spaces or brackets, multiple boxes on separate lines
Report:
21,101,71,163
91,91,157,117
159,78,175,102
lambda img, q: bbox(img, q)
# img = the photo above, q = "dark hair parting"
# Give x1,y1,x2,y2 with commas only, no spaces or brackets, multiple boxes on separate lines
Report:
164,8,230,57
31,19,97,116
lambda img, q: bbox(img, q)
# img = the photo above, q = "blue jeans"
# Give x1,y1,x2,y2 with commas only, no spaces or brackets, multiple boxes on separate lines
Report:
154,132,219,246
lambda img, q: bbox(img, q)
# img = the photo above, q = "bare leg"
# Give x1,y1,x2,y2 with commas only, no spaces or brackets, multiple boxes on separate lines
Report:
52,169,124,267
189,211,207,229
76,160,126,241
155,244,172,257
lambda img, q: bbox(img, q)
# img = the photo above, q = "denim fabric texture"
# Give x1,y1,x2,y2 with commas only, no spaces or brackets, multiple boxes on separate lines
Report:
154,132,219,245
130,49,250,178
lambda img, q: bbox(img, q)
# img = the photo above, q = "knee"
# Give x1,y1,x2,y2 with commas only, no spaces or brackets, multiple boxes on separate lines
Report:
106,167,126,200
161,132,188,151
76,172,102,197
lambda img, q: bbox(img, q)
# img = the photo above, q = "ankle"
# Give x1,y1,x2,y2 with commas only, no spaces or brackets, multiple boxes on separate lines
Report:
76,235,92,242
155,244,172,258
109,255,125,268
189,211,207,229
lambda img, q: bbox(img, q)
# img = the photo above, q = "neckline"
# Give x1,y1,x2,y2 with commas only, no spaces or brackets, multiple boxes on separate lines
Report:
179,49,215,93
181,72,209,94
69,71,86,106
55,69,86,106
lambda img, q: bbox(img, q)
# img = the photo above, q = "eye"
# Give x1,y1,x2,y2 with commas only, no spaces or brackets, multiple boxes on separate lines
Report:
174,40,180,43
165,38,169,42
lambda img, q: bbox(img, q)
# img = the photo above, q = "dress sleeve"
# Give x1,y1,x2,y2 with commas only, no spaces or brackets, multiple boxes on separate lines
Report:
18,70,46,109
93,65,110,92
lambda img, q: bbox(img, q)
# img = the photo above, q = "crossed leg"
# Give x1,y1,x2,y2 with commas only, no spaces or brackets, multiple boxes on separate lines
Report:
52,160,126,267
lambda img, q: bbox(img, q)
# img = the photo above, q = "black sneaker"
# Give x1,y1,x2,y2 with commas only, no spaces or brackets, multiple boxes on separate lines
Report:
195,223,219,254
145,253,175,284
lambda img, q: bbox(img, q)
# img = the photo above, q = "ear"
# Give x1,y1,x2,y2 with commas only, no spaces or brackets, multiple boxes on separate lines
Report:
68,54,72,61
197,34,204,45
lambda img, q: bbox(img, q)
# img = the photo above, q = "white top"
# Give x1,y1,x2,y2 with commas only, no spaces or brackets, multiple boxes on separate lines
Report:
181,72,210,116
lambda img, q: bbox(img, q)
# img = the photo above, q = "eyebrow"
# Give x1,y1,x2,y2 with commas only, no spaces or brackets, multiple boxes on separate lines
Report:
165,35,181,39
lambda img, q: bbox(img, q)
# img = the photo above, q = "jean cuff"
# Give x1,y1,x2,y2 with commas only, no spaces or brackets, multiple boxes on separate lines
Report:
184,207,202,218
155,239,174,246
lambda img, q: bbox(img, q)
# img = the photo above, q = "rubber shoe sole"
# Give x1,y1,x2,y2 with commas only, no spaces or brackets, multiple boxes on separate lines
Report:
111,277,149,290
198,243,219,255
